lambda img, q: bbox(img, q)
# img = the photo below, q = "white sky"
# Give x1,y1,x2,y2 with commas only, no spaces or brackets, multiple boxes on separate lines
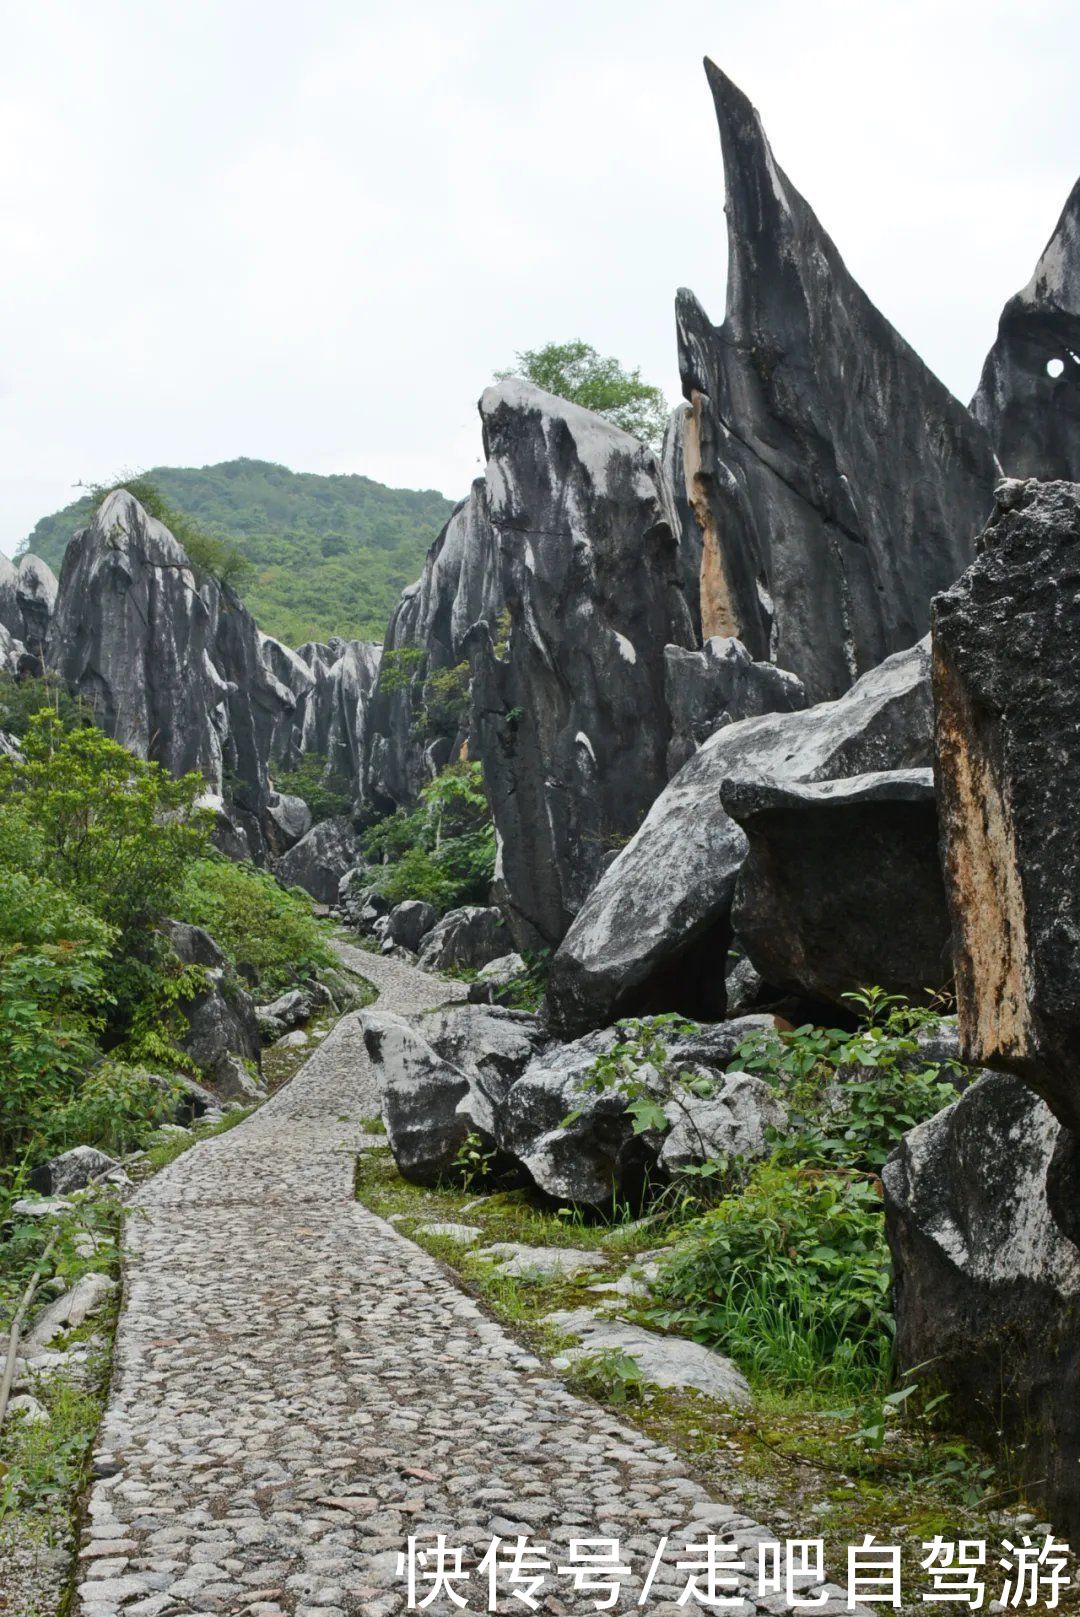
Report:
2,0,1077,557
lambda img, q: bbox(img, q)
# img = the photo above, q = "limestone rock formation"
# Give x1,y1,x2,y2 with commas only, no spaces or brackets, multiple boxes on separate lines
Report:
547,638,934,1038
676,61,998,702
972,179,1080,481
665,635,806,776
1,552,58,673
723,769,951,1007
275,816,363,905
364,485,501,812
269,635,382,796
932,478,1080,1135
382,899,437,954
884,1072,1080,1537
47,492,296,840
469,379,696,949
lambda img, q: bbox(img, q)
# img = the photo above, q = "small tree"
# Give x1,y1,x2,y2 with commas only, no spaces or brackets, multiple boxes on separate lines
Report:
498,340,668,447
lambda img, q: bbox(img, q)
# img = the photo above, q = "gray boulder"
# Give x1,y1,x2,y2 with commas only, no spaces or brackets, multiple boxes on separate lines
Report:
262,791,313,857
665,636,806,776
723,769,952,1008
884,1072,1080,1539
468,951,527,1005
972,179,1080,482
30,1145,120,1197
932,479,1080,1134
276,815,362,904
658,1072,787,1175
546,638,933,1038
676,62,997,702
418,905,510,971
468,379,696,949
362,1004,543,1183
384,899,438,954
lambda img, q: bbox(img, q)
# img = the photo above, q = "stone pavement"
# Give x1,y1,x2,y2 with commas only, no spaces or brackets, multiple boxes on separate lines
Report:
74,943,850,1617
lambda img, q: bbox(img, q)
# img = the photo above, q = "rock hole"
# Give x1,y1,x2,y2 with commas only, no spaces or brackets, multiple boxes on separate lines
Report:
1047,357,1065,378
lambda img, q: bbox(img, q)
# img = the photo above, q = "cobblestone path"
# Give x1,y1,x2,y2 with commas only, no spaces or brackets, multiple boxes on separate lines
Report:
75,943,844,1617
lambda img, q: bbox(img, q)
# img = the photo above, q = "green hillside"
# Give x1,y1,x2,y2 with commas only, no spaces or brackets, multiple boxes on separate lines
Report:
20,457,455,646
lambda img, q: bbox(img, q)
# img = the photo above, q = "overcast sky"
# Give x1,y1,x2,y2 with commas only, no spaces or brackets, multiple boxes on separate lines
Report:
2,0,1077,557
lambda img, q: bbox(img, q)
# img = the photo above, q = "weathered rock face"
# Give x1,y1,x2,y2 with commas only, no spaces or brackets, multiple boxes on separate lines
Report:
261,791,313,858
47,492,295,838
665,636,806,776
269,636,382,796
657,1071,787,1176
469,379,697,950
364,485,501,812
547,638,934,1037
677,61,998,702
275,816,363,905
932,478,1080,1134
884,1072,1080,1538
972,180,1080,482
723,769,951,1008
417,905,511,972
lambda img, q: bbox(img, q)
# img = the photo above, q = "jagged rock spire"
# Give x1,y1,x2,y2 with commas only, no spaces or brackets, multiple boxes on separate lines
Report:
971,177,1080,480
677,59,999,700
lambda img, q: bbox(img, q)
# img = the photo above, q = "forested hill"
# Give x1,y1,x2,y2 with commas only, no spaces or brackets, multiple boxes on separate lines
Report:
19,457,455,645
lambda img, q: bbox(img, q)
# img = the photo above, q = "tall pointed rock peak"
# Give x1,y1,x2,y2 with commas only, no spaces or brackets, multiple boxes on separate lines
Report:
678,61,999,700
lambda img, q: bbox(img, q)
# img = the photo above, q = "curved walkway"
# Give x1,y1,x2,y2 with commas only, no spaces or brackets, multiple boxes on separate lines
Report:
76,945,787,1617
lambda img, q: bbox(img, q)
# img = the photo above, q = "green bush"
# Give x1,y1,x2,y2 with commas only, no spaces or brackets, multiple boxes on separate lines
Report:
0,710,215,1176
729,990,959,1174
0,671,94,739
362,762,495,913
651,1163,892,1395
176,856,333,994
273,751,352,824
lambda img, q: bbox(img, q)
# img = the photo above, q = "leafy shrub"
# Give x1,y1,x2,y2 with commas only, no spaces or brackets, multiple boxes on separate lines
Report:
0,672,94,739
175,856,333,994
0,710,214,1175
362,763,496,913
378,646,427,696
651,1163,892,1395
273,751,352,824
421,662,471,741
730,990,959,1174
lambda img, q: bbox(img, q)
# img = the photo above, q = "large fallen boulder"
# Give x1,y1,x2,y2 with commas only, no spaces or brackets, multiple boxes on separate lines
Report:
676,62,997,702
723,769,951,1007
664,636,806,776
468,379,697,949
276,816,363,905
971,179,1080,482
383,899,437,954
932,478,1080,1134
418,905,510,971
546,639,933,1038
658,1072,787,1176
361,1004,545,1183
884,1072,1080,1538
